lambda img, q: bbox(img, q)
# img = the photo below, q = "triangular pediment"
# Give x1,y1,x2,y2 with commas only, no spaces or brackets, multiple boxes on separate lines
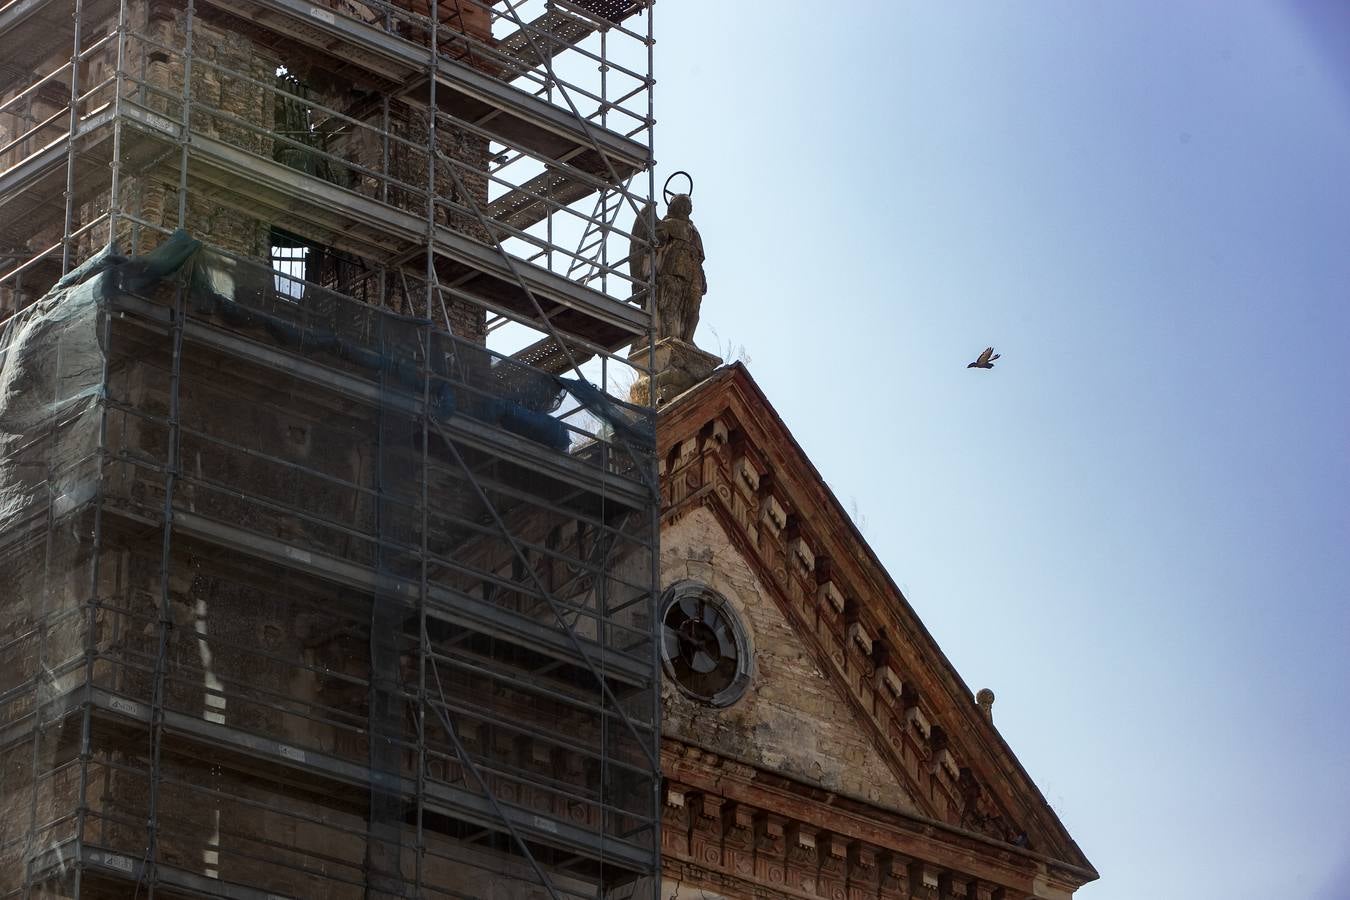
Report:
660,504,922,818
655,363,1096,880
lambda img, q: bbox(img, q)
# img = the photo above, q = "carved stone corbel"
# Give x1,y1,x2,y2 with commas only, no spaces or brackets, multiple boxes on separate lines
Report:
878,852,912,900
939,871,972,900
662,782,692,855
971,880,1001,900
907,860,941,900
785,823,819,895
817,831,849,900
723,802,756,878
691,793,725,870
754,811,788,887
846,841,880,900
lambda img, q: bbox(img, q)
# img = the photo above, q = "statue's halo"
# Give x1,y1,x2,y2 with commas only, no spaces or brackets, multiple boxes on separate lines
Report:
663,170,694,204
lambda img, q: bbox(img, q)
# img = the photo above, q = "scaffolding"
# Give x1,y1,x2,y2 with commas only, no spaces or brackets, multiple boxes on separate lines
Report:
0,0,660,896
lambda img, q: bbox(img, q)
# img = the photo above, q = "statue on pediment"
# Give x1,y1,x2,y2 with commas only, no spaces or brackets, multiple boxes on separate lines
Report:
627,173,720,406
629,172,705,344
653,190,707,341
653,190,706,343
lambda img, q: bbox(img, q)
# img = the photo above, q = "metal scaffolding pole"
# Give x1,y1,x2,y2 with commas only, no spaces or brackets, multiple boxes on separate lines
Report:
0,0,660,896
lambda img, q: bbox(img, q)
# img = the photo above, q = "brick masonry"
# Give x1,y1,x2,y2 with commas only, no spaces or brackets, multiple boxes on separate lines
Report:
661,506,919,816
652,364,1098,899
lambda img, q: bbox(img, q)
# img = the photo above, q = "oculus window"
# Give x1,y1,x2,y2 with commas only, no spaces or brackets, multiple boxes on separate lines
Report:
660,581,751,708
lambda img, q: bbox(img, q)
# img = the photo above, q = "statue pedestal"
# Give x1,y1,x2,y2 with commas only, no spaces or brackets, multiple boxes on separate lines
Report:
628,338,722,407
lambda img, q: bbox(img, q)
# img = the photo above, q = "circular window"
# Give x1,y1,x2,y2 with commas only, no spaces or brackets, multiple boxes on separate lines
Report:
660,581,751,707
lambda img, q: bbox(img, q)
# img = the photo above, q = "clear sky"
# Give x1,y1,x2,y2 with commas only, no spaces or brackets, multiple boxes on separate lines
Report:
651,3,1350,897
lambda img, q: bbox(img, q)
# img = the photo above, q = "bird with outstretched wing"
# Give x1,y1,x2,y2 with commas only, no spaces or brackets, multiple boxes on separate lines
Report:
967,347,1001,369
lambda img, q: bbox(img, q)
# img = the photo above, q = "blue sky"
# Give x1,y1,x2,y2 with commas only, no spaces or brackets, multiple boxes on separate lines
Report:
653,3,1350,897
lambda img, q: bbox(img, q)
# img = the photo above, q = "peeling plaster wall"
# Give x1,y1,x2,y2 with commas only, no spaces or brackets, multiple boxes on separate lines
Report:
660,506,918,815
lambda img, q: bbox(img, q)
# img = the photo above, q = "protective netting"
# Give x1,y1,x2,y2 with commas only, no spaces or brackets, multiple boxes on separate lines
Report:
0,232,659,899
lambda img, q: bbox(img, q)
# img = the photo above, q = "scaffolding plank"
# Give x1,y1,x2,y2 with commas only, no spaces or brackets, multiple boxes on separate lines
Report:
0,106,117,238
423,63,643,178
0,101,645,345
76,687,657,872
200,0,648,173
422,782,654,870
483,167,598,232
111,290,650,508
0,102,648,343
160,118,647,341
492,9,596,82
30,839,316,899
0,0,119,94
107,506,653,687
559,0,650,27
1,118,648,354
0,682,82,751
0,1,660,895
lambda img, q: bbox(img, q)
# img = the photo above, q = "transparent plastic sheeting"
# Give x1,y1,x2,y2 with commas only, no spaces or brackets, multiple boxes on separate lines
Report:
0,231,659,899
4,229,651,455
0,254,111,529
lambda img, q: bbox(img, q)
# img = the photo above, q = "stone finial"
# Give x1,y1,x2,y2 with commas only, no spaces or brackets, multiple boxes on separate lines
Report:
976,688,995,723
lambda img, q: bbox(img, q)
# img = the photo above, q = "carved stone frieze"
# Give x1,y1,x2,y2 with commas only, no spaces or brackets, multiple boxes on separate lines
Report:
657,738,1064,900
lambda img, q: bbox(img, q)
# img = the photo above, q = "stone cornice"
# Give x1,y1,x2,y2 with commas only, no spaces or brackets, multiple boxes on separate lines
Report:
663,739,1090,899
656,364,1096,883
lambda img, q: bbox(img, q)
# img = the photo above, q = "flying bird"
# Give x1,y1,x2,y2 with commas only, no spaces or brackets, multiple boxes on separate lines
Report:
967,347,1000,369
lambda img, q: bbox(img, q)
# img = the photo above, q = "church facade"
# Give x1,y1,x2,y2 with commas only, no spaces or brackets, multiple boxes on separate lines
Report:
648,357,1097,900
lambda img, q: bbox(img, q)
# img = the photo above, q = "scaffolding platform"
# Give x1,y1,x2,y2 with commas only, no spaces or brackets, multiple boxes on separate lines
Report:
0,0,119,94
1,101,648,351
0,0,659,895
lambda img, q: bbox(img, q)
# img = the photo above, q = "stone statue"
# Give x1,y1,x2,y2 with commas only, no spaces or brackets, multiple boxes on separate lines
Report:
628,199,657,287
651,193,705,342
626,187,719,407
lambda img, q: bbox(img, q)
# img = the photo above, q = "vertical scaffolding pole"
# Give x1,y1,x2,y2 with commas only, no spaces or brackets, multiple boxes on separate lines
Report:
414,324,431,897
424,0,439,325
141,5,196,891
140,282,186,899
70,132,122,896
0,1,661,895
107,0,130,254
60,0,85,274
643,7,661,893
